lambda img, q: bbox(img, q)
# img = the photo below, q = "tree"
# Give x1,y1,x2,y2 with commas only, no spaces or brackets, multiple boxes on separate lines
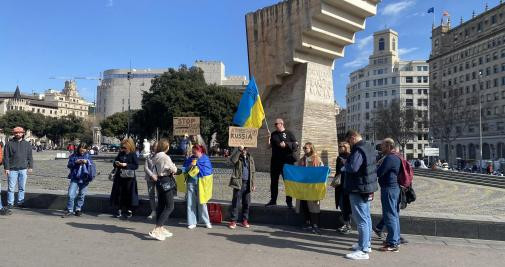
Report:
0,110,35,132
99,111,129,140
430,84,480,164
372,99,419,156
140,65,240,146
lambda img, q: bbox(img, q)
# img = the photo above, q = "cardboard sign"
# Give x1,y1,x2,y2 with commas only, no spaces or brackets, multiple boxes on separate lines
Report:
228,126,258,148
173,117,200,136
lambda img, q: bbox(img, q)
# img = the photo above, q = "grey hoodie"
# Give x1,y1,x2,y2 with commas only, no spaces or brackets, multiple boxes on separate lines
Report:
4,138,33,171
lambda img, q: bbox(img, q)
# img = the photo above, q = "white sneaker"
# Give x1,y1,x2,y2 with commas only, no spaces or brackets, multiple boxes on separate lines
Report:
187,224,197,229
205,224,212,229
351,243,372,253
147,212,156,220
148,230,166,241
346,250,369,260
161,228,173,238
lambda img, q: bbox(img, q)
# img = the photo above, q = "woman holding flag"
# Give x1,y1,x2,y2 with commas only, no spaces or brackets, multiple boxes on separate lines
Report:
296,142,323,235
183,144,213,229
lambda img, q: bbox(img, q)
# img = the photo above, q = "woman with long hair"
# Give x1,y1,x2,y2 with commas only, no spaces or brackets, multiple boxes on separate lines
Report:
110,138,139,219
296,142,323,235
148,139,178,241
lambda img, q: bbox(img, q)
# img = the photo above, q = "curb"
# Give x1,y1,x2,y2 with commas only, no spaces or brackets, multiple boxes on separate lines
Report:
2,191,504,241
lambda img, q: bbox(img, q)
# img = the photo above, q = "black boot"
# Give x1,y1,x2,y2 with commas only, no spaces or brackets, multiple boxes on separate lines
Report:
310,213,321,235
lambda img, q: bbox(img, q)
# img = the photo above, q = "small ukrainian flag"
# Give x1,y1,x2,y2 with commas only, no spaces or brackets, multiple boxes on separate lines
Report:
283,164,330,201
232,76,265,129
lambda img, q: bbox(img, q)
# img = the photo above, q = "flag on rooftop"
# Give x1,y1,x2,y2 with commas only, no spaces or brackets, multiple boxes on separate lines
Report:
427,7,434,13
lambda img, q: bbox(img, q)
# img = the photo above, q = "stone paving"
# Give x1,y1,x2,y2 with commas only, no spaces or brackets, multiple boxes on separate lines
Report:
2,151,505,221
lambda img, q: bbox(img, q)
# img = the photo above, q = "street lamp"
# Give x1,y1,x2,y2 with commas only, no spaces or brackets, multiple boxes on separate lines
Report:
478,71,483,173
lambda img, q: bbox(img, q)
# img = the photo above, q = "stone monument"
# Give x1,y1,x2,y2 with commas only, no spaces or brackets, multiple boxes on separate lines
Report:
246,0,379,171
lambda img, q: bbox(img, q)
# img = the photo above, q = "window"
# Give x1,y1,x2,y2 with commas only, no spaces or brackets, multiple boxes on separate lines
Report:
392,77,397,84
406,76,413,83
365,81,370,87
392,90,396,95
366,102,369,109
406,144,414,149
406,89,413,94
392,38,396,51
406,99,413,107
379,38,385,51
365,92,369,98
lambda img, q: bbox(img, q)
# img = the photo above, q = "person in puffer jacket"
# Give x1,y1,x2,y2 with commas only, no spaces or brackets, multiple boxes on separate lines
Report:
62,143,96,217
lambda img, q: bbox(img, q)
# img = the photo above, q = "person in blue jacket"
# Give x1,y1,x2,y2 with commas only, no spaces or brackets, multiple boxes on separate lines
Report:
375,138,402,252
62,143,96,217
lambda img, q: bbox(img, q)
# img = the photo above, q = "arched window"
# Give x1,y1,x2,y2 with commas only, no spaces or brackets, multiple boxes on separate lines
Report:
392,38,396,51
379,38,385,51
469,143,476,159
456,144,463,158
483,143,491,160
497,142,505,158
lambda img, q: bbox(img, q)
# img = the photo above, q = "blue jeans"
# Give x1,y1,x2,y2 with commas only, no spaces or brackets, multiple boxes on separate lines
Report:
7,169,28,205
67,181,89,212
380,186,401,246
0,181,3,209
349,193,372,252
186,182,210,226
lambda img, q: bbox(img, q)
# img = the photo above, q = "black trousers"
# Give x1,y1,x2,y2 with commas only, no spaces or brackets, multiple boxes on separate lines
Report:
270,163,293,205
335,186,351,223
230,181,251,221
155,181,175,227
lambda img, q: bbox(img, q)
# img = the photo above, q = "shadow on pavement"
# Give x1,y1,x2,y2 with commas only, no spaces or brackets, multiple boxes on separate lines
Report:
208,232,349,257
66,222,151,241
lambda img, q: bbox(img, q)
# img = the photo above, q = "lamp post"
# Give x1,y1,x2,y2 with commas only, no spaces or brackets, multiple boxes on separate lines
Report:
478,71,483,173
127,69,132,138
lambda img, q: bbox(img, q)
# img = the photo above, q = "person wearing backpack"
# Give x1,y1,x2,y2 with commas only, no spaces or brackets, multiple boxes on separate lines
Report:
62,143,96,217
375,138,402,252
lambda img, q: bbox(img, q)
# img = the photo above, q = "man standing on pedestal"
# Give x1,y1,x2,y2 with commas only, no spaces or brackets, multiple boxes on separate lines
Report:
265,118,298,209
3,126,33,209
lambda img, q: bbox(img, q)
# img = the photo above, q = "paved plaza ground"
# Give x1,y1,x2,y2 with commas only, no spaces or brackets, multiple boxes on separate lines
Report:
1,209,505,267
2,151,505,221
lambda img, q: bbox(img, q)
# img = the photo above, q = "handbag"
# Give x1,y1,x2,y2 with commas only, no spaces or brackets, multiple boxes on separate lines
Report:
207,203,222,224
108,168,116,181
159,175,177,192
330,174,341,188
119,169,136,178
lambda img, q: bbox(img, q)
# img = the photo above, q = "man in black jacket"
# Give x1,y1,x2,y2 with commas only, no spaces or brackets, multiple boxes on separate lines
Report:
342,130,378,260
265,118,298,208
3,126,33,209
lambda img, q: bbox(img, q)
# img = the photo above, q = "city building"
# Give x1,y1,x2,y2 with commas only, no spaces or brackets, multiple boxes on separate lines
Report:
336,107,347,142
345,29,430,159
429,2,505,163
0,81,90,119
96,61,248,119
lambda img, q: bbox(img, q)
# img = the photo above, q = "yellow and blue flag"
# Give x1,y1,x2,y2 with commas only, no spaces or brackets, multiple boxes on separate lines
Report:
232,76,265,128
283,164,330,201
183,155,213,204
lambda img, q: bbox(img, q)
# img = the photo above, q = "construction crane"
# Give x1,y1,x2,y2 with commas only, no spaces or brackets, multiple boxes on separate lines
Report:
49,75,101,81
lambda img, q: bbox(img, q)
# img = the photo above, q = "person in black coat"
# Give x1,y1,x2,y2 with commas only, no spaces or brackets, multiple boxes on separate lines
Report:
110,138,139,219
334,142,352,234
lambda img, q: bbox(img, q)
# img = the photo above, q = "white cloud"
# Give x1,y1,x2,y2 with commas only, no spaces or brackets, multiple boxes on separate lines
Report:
343,54,369,69
398,47,419,56
357,35,373,49
381,0,415,16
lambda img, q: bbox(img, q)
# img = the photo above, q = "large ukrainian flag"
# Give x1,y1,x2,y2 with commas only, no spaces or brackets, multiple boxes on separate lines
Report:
283,164,330,201
184,155,213,204
232,76,265,128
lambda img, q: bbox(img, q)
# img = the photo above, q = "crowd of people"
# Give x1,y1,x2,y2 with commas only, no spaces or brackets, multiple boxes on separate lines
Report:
0,121,411,261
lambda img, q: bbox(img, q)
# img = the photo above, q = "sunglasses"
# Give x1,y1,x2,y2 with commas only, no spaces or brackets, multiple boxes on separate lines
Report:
274,122,283,126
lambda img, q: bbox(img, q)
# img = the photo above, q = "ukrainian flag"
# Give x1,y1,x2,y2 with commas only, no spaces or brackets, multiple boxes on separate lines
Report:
283,164,330,201
232,76,265,128
184,155,213,204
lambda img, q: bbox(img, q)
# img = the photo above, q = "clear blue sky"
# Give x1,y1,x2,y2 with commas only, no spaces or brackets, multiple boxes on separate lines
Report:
0,0,500,107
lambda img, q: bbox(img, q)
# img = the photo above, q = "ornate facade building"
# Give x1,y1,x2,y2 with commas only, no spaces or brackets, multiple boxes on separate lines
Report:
429,2,505,162
0,80,91,119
